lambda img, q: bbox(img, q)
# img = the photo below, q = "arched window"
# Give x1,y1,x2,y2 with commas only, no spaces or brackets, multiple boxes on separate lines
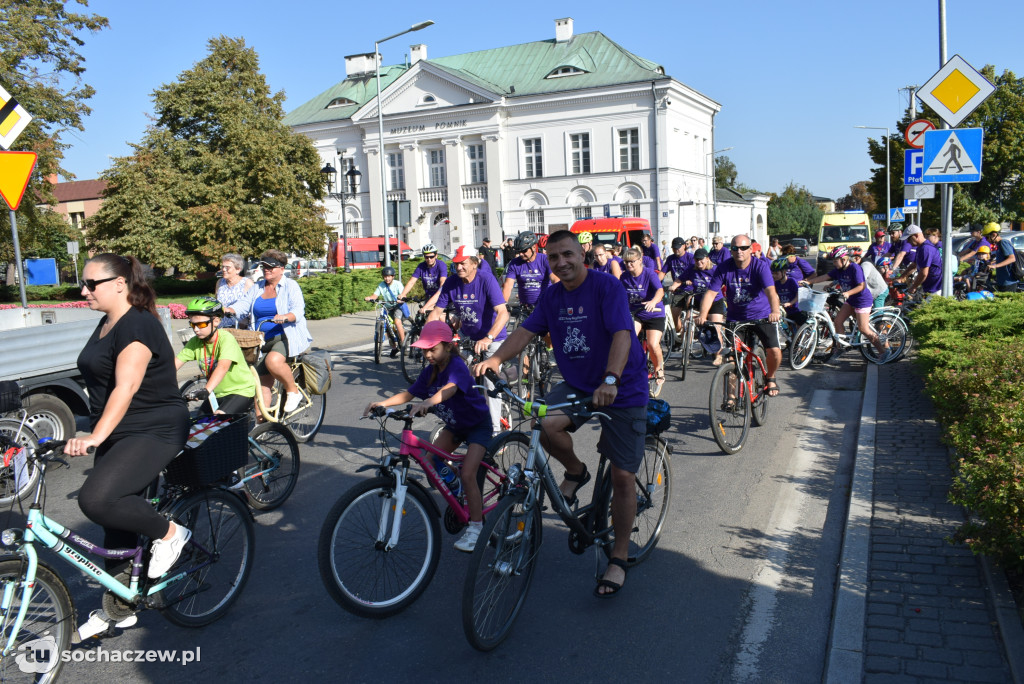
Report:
326,97,356,109
418,94,437,106
546,65,587,79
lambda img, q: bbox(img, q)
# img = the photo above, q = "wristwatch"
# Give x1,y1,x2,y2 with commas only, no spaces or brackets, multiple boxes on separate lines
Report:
603,373,619,387
486,334,495,341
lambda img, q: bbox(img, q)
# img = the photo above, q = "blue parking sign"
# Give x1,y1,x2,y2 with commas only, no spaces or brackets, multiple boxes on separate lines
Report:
905,149,923,185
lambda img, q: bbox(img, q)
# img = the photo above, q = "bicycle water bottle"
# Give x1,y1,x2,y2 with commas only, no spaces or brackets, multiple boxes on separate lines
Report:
432,455,463,499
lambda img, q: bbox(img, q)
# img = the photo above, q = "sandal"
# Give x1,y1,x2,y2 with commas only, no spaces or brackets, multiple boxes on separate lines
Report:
651,371,665,398
765,378,780,398
594,557,628,599
560,464,591,507
712,354,723,366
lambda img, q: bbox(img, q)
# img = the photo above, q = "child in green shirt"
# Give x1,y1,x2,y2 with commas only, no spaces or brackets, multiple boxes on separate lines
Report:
176,298,257,414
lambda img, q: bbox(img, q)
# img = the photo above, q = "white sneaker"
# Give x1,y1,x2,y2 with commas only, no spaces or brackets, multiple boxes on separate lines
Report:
148,523,192,578
283,391,302,413
454,523,482,553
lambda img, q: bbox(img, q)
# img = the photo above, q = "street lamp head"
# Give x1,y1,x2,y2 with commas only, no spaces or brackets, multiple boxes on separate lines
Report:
411,20,434,31
345,167,361,180
320,163,337,176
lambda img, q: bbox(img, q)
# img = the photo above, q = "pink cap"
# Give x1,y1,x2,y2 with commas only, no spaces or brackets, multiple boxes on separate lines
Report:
411,320,454,349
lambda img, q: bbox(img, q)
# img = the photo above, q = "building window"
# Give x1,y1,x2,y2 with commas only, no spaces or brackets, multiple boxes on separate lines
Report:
545,65,587,78
570,133,590,175
69,212,86,231
326,97,356,109
341,157,359,193
618,128,640,171
573,206,592,221
428,149,446,187
523,138,542,179
386,153,404,191
527,209,545,233
419,94,437,106
467,144,486,184
620,203,640,218
473,213,488,247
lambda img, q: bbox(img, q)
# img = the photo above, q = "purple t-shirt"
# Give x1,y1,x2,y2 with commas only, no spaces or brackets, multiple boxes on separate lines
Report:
413,259,447,297
676,265,723,302
865,241,893,264
522,270,647,409
663,252,694,282
620,266,665,321
708,247,730,265
786,257,815,284
915,240,943,293
708,257,776,322
897,240,917,270
408,354,489,432
592,259,617,276
435,272,508,342
827,262,873,309
775,276,800,311
642,243,662,268
503,253,552,306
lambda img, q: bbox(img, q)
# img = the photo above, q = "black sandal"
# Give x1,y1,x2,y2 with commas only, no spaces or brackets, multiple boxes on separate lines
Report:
560,464,591,507
765,378,780,398
594,557,628,599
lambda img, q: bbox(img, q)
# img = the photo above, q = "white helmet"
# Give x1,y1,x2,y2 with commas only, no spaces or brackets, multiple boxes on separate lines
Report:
422,244,438,256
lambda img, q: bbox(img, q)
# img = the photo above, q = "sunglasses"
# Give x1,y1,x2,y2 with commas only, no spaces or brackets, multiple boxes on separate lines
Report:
423,254,437,258
260,262,284,269
83,276,118,291
623,259,640,264
189,320,213,330
730,245,751,251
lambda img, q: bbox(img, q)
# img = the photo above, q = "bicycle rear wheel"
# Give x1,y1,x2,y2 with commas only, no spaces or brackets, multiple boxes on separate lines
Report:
284,365,325,443
860,313,909,364
0,559,72,683
788,322,818,370
749,348,769,427
178,377,207,419
708,361,750,454
318,477,441,618
599,436,672,566
462,492,542,651
680,321,694,382
400,325,426,384
161,489,255,627
243,422,300,510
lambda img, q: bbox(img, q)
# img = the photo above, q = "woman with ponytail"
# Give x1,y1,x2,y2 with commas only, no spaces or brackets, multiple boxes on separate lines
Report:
64,253,193,583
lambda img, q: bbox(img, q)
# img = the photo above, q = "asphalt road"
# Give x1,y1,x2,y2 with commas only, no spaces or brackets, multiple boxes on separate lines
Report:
25,336,867,683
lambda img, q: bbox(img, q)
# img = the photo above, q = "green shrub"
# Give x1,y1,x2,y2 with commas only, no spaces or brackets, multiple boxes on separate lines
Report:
910,295,1024,571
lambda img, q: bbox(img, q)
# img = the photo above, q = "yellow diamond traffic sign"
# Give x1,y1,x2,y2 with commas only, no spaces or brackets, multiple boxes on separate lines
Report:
0,83,32,150
917,55,995,128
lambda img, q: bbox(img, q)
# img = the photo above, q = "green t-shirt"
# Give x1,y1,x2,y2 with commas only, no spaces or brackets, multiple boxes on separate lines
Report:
177,330,257,399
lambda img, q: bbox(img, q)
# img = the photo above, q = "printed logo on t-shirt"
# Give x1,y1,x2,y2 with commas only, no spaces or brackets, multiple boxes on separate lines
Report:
433,403,455,426
729,274,753,304
563,327,590,354
458,306,480,326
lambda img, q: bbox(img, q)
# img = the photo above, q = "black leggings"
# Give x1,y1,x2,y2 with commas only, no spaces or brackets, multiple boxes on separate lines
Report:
78,434,182,555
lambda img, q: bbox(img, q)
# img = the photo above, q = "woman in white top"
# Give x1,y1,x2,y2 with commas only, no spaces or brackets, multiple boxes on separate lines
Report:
766,238,782,260
216,253,254,328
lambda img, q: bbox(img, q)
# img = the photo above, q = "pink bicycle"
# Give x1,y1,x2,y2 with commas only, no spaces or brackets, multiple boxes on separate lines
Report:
317,406,510,617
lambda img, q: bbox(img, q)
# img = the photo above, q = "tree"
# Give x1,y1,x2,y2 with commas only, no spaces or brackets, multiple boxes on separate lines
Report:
836,181,876,213
715,155,738,189
88,36,329,271
0,0,108,271
767,183,823,237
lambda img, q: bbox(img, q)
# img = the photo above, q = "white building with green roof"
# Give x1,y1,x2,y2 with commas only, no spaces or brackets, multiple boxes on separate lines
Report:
286,18,764,254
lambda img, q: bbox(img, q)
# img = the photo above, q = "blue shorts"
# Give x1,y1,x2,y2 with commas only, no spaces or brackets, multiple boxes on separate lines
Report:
445,417,493,448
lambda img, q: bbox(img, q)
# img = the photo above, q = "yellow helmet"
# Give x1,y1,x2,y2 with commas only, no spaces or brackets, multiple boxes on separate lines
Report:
977,245,991,254
577,231,593,244
982,222,1001,235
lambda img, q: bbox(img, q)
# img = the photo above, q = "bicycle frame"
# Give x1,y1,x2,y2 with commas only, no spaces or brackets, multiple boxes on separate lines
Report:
723,323,770,406
226,435,281,491
247,318,314,424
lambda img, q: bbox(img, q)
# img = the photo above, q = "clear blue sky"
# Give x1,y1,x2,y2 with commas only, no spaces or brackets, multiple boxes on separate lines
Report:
60,0,1024,201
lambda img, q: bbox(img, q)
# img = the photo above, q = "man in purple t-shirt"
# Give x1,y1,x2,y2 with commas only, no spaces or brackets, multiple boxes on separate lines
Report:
906,227,943,296
502,231,557,310
400,244,447,306
475,230,647,597
707,236,730,265
640,232,663,274
698,234,783,396
429,250,509,433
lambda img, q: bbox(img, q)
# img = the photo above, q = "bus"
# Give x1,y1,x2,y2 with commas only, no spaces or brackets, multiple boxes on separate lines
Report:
817,212,872,273
327,237,414,270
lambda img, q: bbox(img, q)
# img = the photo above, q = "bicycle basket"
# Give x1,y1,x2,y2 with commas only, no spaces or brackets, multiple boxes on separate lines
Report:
165,413,250,488
300,349,333,395
646,398,671,435
223,328,262,365
0,381,21,413
797,287,828,314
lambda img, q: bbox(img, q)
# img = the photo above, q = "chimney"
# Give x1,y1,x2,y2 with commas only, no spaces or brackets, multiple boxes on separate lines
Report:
410,44,427,65
344,52,378,77
555,17,573,42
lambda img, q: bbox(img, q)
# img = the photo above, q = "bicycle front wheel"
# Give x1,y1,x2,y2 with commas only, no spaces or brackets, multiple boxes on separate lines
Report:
243,422,300,510
708,361,750,454
599,436,673,566
318,477,441,618
160,489,255,627
515,345,537,402
0,559,72,683
680,322,694,381
861,313,909,365
373,318,384,364
400,327,426,384
749,348,769,427
0,419,41,505
462,492,542,651
789,322,818,370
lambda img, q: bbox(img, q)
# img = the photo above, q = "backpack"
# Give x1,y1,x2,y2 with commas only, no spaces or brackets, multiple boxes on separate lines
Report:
299,350,333,395
646,398,671,435
1013,250,1024,281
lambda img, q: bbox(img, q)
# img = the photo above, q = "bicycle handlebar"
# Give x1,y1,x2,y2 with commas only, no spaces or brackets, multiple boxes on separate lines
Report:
482,369,601,419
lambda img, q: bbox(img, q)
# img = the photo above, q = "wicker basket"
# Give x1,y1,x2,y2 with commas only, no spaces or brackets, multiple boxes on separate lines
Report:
165,414,250,488
0,382,21,414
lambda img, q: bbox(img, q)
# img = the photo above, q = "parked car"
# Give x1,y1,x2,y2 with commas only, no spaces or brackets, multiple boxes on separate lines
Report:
783,238,810,257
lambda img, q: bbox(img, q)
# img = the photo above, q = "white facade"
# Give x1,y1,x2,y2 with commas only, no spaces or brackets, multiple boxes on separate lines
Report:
289,22,747,253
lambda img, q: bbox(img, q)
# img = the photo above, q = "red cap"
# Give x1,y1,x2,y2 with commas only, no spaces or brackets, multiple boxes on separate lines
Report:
875,230,886,237
451,245,470,263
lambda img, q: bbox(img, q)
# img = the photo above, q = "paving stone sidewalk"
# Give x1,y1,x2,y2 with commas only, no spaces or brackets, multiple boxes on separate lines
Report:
865,360,1012,682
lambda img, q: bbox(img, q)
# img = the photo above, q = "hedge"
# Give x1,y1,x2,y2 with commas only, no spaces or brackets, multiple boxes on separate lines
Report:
909,294,1024,571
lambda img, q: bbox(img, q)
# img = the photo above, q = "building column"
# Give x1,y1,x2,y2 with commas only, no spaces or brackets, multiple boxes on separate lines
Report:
443,137,465,249
401,142,422,248
483,133,502,241
363,143,384,237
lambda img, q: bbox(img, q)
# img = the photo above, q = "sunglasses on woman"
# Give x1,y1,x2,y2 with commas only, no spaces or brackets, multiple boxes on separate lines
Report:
83,276,118,291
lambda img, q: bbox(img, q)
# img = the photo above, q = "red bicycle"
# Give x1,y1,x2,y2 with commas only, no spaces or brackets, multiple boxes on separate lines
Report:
707,320,772,454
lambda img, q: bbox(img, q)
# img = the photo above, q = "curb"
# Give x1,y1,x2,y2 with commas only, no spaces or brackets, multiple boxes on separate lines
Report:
981,552,1024,683
824,362,876,683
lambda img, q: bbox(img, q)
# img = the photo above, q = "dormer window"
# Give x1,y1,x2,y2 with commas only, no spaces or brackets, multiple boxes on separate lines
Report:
546,65,587,79
326,97,356,109
418,94,438,106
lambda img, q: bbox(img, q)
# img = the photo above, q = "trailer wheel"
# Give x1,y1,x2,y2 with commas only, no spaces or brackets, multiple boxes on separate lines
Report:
22,394,77,441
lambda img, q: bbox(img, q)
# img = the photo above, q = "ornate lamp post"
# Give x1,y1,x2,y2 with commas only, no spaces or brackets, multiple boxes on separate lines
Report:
321,163,362,272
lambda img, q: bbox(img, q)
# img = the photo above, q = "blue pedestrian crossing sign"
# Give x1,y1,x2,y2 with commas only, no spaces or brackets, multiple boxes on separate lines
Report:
889,208,905,222
921,128,983,183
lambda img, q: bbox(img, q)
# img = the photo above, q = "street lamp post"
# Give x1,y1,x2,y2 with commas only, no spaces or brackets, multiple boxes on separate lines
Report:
321,163,362,272
375,20,434,270
855,125,890,229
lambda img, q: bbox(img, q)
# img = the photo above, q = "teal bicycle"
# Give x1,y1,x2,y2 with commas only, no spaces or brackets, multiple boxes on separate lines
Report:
0,438,255,682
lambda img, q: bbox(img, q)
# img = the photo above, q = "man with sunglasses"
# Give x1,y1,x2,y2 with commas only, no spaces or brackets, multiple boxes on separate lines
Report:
175,298,257,414
502,231,557,312
400,244,447,311
985,222,1020,292
708,236,730,265
697,234,783,397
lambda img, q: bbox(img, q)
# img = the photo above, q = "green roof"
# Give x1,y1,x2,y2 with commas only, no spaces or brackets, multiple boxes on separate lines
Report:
284,31,669,127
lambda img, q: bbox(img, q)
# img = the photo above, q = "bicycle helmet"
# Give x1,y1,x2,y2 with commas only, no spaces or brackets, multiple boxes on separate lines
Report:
184,297,223,317
698,324,722,355
770,257,790,272
577,231,593,245
513,231,538,252
382,266,396,277
982,222,1001,236
887,223,903,234
421,243,438,256
671,237,686,249
849,246,864,257
828,245,849,261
